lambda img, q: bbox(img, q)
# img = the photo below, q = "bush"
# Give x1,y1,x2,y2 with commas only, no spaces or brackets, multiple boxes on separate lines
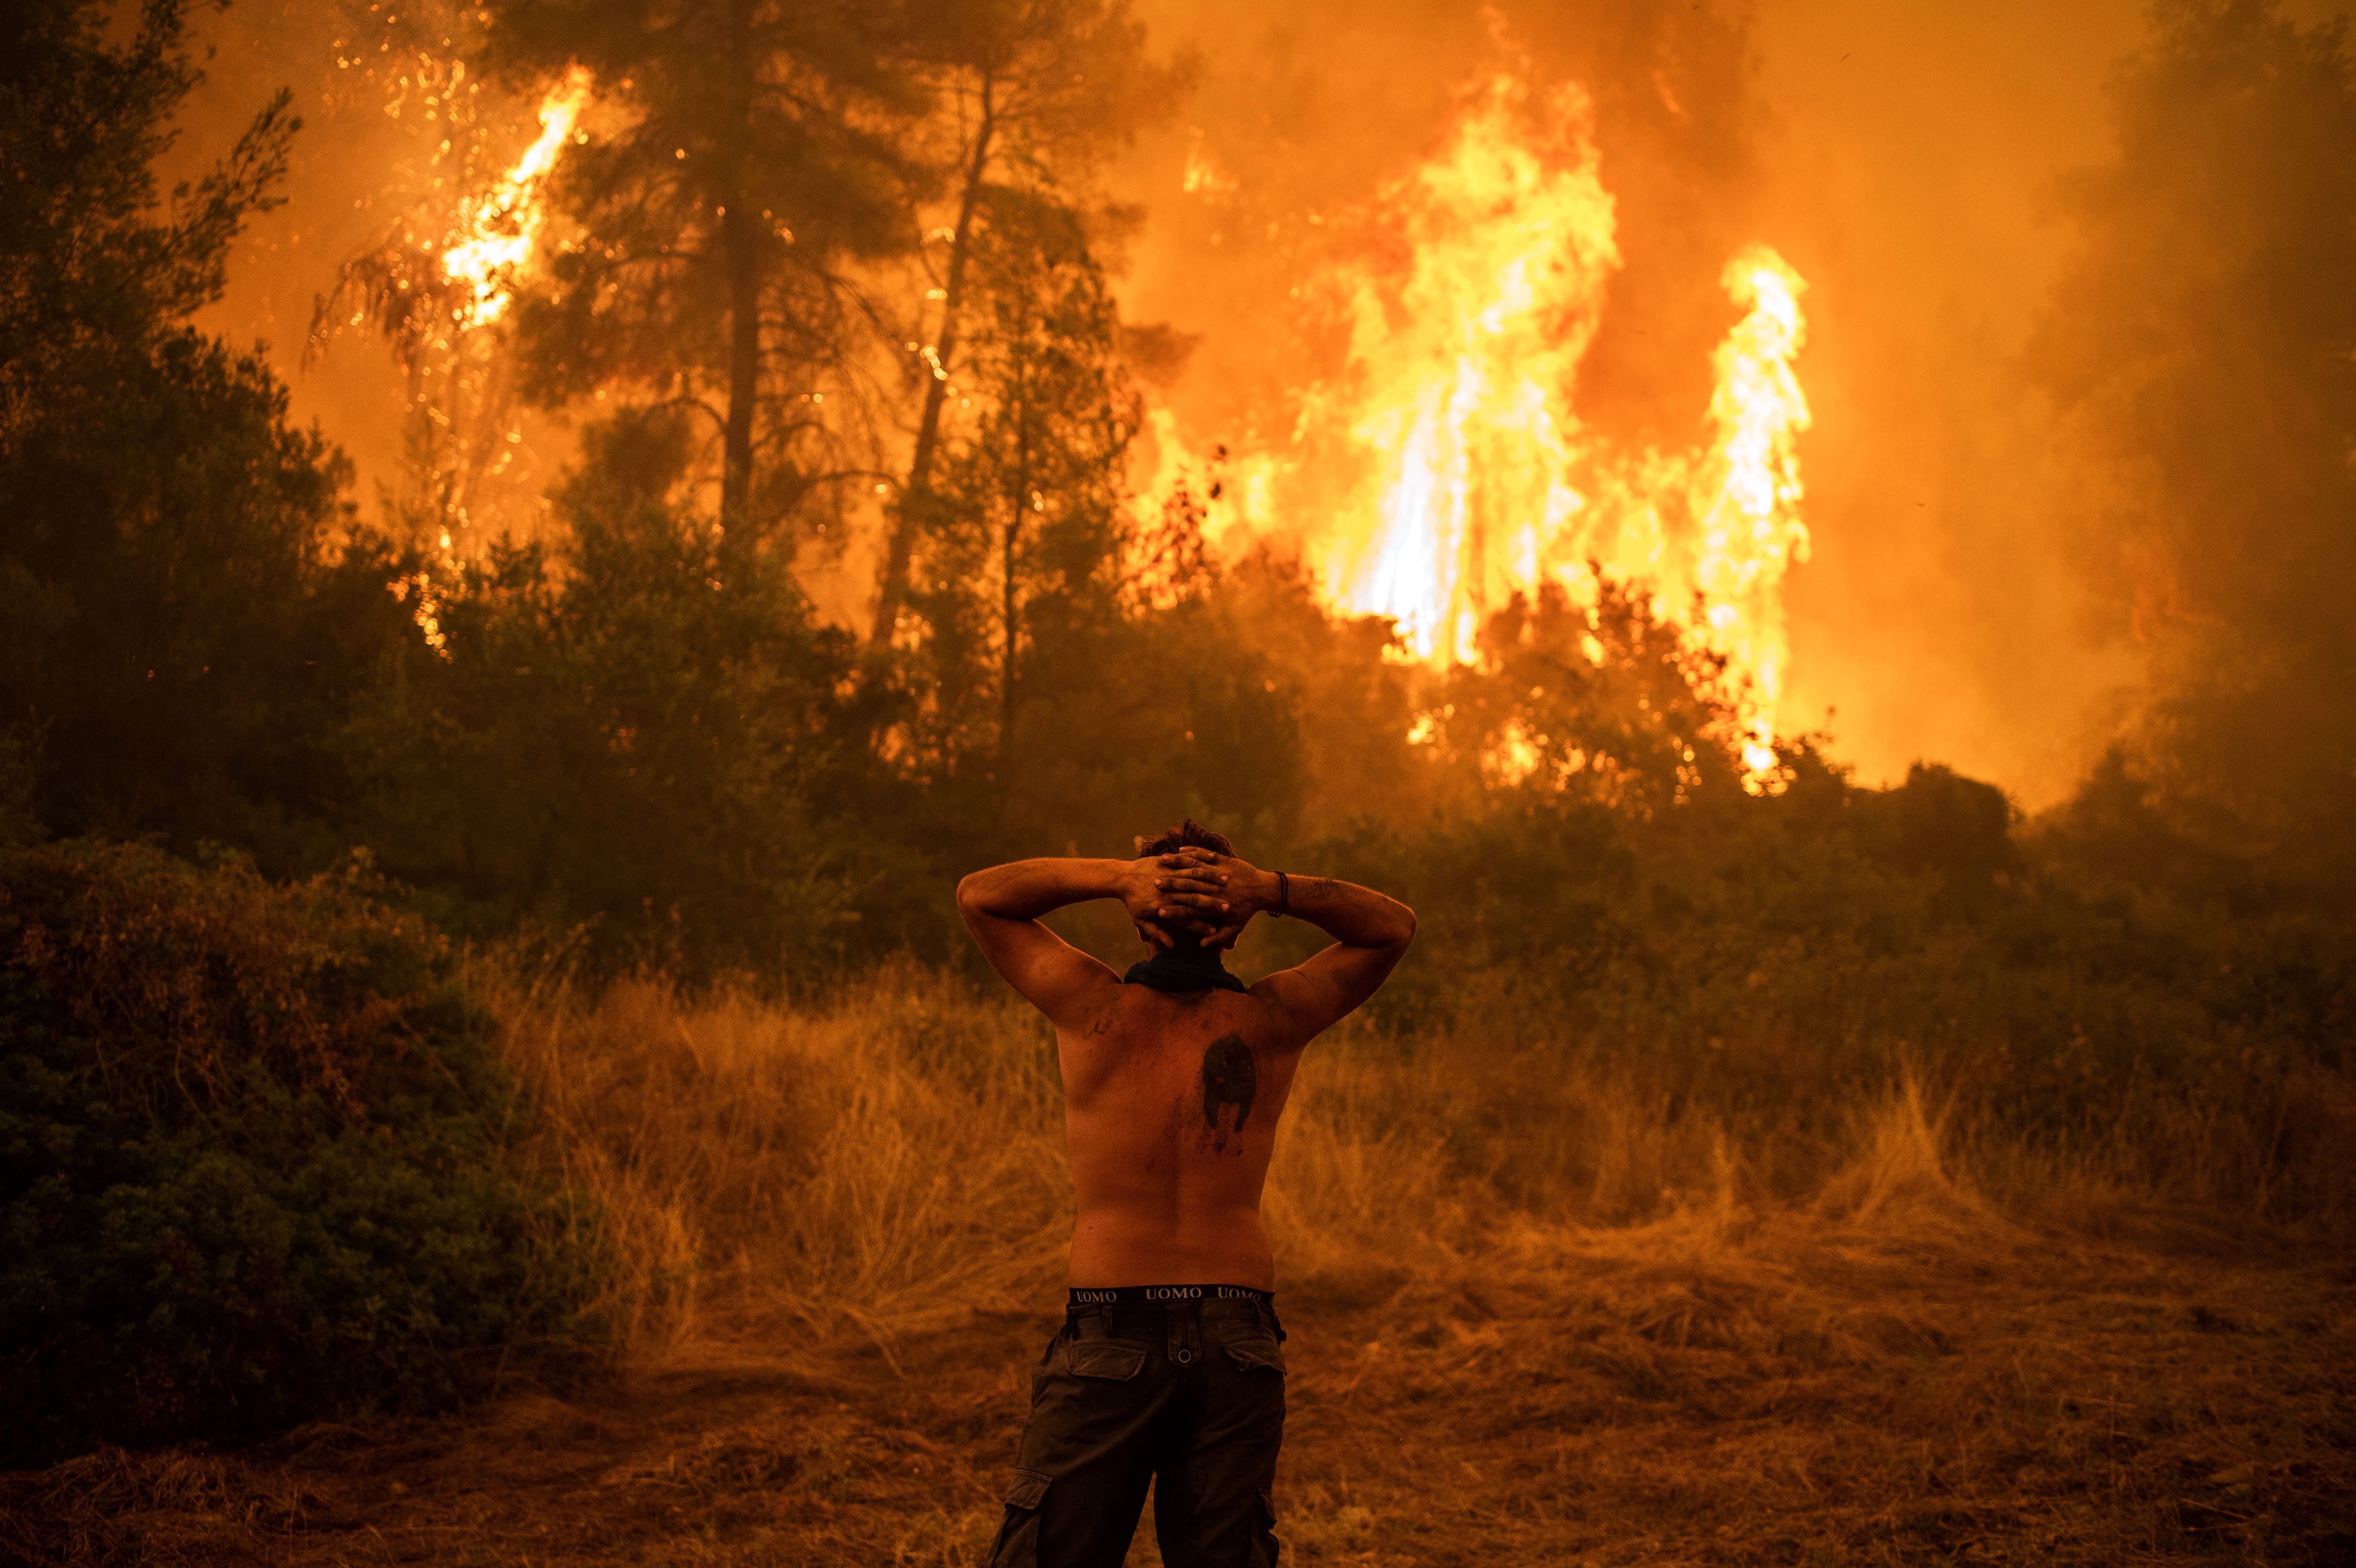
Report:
0,841,604,1465
1272,748,2356,1225
342,411,865,983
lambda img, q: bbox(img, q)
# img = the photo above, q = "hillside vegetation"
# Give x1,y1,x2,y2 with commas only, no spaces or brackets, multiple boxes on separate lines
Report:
0,843,602,1466
9,966,2351,1565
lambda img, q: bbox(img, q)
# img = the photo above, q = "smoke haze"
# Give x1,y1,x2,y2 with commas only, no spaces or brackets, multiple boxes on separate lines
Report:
1750,0,2147,803
1108,0,2159,805
167,0,2347,807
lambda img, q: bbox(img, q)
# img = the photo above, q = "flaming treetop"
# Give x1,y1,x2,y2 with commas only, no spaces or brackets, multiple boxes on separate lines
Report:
441,67,591,328
1161,70,1814,790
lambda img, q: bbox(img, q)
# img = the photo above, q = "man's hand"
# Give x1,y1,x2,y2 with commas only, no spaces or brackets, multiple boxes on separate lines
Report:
1146,846,1281,951
1113,857,1181,950
1116,854,1231,950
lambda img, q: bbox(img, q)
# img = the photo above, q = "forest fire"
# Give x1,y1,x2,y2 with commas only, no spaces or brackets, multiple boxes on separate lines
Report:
441,67,591,327
1173,74,1812,786
10,0,2354,1555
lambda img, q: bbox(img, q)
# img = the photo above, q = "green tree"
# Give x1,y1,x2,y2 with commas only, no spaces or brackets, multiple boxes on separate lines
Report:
2033,0,2356,868
901,200,1138,778
0,840,600,1463
346,412,862,980
0,0,404,863
483,0,922,544
870,0,1188,641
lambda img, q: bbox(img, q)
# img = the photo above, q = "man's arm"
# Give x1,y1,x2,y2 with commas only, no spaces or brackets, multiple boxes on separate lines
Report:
955,857,1190,1027
1154,849,1416,1042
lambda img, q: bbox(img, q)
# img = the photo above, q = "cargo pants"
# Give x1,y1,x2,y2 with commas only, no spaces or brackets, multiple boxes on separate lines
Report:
987,1295,1287,1567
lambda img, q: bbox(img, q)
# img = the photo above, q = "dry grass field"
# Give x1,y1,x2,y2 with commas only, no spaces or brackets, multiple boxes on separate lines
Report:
8,969,2354,1566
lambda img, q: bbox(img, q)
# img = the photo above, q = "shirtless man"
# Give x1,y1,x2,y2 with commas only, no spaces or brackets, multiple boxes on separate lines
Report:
957,820,1416,1568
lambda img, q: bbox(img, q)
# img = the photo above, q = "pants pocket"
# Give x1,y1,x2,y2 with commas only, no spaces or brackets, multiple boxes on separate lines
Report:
1029,1323,1076,1405
986,1468,1053,1568
1064,1341,1148,1380
1219,1331,1287,1376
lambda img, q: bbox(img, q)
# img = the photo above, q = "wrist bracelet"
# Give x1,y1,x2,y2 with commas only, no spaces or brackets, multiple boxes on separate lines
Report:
1275,871,1288,917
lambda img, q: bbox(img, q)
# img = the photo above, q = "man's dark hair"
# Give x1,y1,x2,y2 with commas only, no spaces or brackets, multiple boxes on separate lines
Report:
1134,818,1236,860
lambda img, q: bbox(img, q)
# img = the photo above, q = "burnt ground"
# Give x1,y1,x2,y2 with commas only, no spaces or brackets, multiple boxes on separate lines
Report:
7,1219,2355,1567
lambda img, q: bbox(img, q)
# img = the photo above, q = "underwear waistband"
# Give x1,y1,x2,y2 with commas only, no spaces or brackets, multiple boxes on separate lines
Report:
1067,1284,1274,1308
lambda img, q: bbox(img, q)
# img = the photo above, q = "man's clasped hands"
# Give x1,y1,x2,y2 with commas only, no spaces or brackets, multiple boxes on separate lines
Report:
1118,846,1285,952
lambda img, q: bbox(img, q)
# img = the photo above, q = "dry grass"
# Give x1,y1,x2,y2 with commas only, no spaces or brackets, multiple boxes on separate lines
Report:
5,966,2352,1565
490,961,1077,1355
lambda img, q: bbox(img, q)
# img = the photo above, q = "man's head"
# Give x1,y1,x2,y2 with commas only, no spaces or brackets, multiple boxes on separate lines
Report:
1134,818,1236,862
1134,819,1236,951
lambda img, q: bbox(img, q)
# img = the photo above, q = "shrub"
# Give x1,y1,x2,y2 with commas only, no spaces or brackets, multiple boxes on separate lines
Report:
0,841,603,1465
341,411,863,983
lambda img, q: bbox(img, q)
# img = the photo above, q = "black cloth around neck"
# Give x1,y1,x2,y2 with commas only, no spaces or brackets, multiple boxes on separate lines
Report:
1122,944,1247,994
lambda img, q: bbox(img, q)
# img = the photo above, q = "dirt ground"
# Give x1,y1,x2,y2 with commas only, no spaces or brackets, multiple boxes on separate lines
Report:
9,1214,2355,1568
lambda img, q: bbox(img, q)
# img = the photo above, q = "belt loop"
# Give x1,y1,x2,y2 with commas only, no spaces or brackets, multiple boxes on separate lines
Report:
1167,1300,1202,1367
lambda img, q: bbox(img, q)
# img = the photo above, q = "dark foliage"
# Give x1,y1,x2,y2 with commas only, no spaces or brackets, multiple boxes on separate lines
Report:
2033,0,2356,873
486,0,924,536
343,411,869,982
0,842,604,1466
0,1,413,866
1289,735,2354,1218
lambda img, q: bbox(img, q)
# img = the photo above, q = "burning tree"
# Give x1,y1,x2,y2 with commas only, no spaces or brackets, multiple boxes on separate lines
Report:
313,51,591,567
1150,65,1814,792
869,0,1188,643
480,0,924,549
1428,577,1767,815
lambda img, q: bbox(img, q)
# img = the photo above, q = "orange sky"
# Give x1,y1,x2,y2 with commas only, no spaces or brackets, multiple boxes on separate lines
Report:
182,0,2345,807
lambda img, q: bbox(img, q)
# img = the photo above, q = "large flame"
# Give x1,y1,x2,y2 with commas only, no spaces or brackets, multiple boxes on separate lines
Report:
1330,76,1620,667
442,68,591,327
1692,247,1813,774
1159,73,1813,788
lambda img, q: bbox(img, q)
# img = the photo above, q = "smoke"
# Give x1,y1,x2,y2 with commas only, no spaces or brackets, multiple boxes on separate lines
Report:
1750,0,2352,823
1746,0,2154,804
162,0,576,519
1106,0,2169,805
163,0,2351,812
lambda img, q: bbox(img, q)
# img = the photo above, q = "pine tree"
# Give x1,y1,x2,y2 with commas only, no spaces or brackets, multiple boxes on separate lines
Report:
901,198,1138,774
482,0,923,547
870,0,1187,642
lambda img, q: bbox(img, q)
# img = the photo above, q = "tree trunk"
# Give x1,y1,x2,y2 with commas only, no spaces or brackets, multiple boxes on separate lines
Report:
452,343,511,532
999,501,1020,765
999,370,1034,766
719,0,760,538
872,76,996,643
720,200,760,532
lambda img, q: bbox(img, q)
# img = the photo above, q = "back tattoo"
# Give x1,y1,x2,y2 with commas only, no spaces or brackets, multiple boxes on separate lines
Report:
1199,1033,1257,1153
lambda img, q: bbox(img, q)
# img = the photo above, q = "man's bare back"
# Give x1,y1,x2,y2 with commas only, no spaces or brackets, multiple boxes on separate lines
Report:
1059,984,1303,1288
958,822,1413,1567
958,838,1414,1288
